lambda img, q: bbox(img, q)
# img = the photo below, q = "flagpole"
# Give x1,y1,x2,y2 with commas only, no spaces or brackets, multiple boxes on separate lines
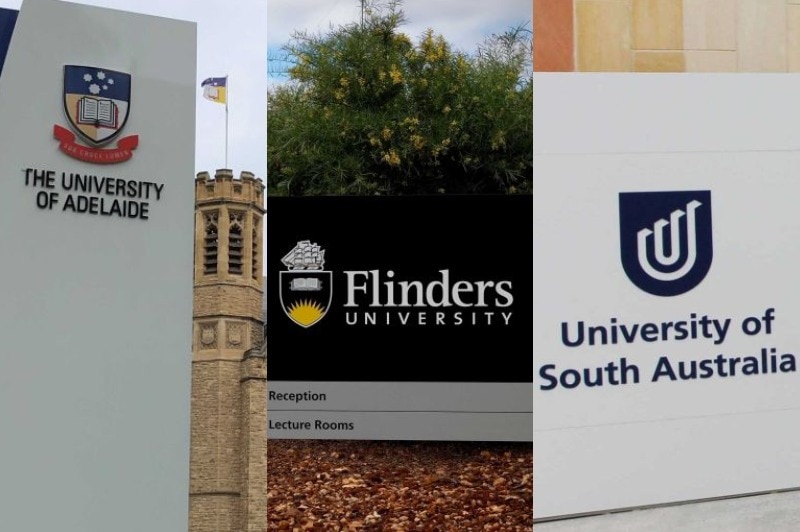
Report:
225,75,229,168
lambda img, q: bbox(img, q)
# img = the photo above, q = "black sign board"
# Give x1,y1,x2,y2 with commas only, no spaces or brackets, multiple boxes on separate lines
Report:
267,194,532,383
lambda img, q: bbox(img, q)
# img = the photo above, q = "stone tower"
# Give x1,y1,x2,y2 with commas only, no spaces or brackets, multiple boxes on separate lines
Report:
189,169,267,532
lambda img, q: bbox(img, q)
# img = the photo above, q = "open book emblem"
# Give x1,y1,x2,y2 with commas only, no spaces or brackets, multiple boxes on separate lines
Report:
62,65,131,146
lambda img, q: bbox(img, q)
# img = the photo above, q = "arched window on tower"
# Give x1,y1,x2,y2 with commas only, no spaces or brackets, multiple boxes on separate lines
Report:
252,220,259,280
203,212,218,275
229,212,244,275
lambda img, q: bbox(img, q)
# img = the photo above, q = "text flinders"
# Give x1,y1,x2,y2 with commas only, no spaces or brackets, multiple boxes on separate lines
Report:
538,348,796,391
343,269,514,326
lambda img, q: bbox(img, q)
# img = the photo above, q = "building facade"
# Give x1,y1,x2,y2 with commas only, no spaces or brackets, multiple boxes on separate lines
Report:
534,0,800,72
189,169,267,532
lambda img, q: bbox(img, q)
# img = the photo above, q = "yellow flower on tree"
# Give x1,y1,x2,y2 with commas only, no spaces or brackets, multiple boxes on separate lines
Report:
383,149,401,166
267,2,532,196
388,65,403,84
401,116,420,129
394,33,411,46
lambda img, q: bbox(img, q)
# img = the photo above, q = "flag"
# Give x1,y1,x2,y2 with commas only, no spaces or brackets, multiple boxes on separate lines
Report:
201,76,227,104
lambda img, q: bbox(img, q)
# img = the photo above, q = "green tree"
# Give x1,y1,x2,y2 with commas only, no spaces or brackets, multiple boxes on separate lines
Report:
267,1,532,196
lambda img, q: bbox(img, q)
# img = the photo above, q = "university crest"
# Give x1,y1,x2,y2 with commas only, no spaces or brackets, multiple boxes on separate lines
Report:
53,65,138,163
279,240,332,328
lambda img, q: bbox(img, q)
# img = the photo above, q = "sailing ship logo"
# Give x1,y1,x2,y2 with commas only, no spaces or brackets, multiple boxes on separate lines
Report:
279,240,332,328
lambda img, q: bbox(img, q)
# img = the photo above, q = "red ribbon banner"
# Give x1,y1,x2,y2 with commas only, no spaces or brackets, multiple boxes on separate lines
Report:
53,124,138,164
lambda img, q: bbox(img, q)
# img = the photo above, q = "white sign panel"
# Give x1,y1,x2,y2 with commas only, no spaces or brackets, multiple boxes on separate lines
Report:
0,1,196,531
268,382,533,441
533,74,800,519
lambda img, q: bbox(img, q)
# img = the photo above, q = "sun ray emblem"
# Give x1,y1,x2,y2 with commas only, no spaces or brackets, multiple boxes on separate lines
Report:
279,241,332,328
286,299,326,327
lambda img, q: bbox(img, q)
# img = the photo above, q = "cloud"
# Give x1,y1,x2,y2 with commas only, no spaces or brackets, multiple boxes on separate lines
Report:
267,0,531,55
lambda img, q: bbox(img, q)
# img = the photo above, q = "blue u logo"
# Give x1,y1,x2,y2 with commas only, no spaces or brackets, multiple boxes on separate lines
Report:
619,191,713,297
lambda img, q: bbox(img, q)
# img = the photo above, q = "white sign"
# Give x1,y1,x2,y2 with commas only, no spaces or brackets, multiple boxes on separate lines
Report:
0,1,196,530
533,74,800,519
268,382,533,441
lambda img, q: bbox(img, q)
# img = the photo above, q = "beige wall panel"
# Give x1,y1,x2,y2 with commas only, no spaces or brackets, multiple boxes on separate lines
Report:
737,0,787,71
683,0,736,50
788,6,800,71
633,50,686,70
577,0,633,71
633,0,683,49
685,50,738,71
